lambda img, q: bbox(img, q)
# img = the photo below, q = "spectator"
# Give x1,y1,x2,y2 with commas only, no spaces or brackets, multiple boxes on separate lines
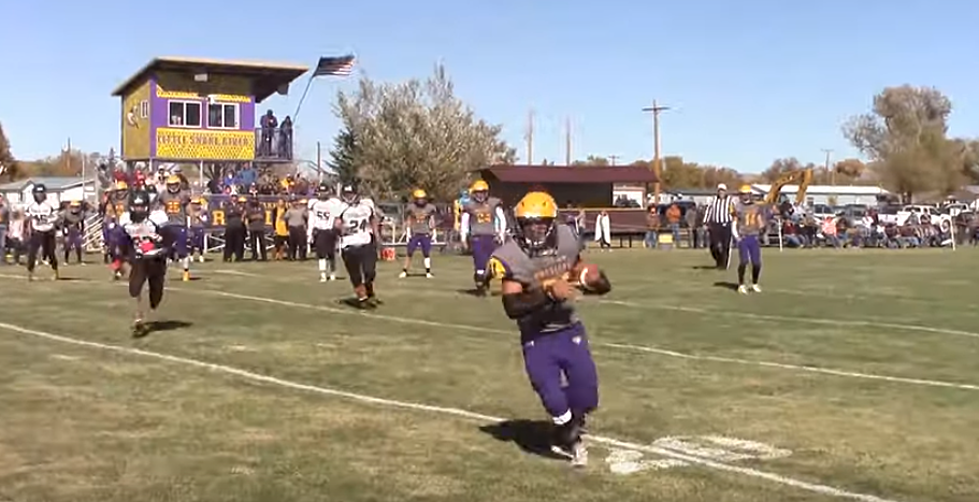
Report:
5,210,25,265
665,202,681,245
279,116,293,159
595,210,612,251
260,110,278,157
644,206,659,249
0,196,7,264
223,197,247,262
283,198,309,260
245,197,268,261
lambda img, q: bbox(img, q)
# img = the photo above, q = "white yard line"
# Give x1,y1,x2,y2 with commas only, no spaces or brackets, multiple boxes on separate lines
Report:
3,273,975,393
0,320,902,502
600,299,979,340
603,343,979,391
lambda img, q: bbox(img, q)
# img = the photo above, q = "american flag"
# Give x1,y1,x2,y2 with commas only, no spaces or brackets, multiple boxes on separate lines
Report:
313,55,356,77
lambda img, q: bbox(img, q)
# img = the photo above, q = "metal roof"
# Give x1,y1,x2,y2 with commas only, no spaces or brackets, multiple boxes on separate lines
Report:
111,56,309,103
480,165,658,184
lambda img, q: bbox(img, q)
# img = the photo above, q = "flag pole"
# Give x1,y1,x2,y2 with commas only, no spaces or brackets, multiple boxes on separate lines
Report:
291,74,316,124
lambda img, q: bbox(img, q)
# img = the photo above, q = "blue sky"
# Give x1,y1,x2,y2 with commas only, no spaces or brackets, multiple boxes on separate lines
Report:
2,0,978,173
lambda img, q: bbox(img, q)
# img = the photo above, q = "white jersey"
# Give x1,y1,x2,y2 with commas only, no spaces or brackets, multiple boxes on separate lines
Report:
337,197,376,248
26,200,59,232
119,212,167,257
309,197,343,231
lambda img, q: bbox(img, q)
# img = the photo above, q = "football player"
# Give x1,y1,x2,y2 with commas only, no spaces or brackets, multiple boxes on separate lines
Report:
400,189,437,278
157,175,192,281
61,200,85,265
732,185,766,294
188,197,209,263
308,182,342,282
25,184,61,281
488,191,611,467
334,184,380,308
116,190,170,337
460,180,507,295
103,180,130,279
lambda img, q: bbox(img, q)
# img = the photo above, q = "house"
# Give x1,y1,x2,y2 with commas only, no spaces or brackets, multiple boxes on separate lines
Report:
0,177,98,207
750,184,888,207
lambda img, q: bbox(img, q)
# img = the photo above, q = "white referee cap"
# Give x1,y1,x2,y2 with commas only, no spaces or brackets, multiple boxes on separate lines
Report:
717,183,727,191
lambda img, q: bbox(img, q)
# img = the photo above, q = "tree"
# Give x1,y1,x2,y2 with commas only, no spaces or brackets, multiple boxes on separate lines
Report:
0,122,19,181
330,64,516,201
329,126,360,184
833,158,866,180
571,155,609,166
843,85,962,200
632,156,743,189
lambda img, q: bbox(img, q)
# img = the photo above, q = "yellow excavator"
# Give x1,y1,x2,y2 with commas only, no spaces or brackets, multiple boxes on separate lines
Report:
763,168,813,206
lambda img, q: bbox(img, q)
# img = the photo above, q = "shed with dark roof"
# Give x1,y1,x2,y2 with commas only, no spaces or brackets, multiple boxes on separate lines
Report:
476,164,658,207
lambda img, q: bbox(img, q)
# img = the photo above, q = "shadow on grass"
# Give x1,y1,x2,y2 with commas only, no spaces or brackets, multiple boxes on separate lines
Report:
134,320,193,339
712,281,739,291
479,419,568,461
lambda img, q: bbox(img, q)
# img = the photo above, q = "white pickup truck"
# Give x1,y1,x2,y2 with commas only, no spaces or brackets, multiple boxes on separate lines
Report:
892,204,952,230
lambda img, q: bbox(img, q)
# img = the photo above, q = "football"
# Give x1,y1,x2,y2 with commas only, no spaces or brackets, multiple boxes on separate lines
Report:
570,262,601,287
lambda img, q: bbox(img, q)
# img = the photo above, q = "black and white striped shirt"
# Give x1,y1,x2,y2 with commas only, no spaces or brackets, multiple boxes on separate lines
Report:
703,195,735,224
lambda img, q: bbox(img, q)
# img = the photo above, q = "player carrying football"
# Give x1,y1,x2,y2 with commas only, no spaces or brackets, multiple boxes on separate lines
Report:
488,191,612,467
25,184,61,281
335,184,381,308
116,190,171,337
400,189,437,279
157,175,192,281
732,185,766,294
460,180,506,295
309,182,342,282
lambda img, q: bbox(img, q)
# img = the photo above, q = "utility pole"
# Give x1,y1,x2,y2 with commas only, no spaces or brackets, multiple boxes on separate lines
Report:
642,100,670,203
525,109,534,165
564,117,572,166
66,137,72,175
608,155,620,166
821,148,833,185
316,141,322,180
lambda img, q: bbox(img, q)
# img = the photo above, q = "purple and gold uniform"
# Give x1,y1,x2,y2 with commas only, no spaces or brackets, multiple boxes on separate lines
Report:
460,180,506,294
157,175,192,280
732,185,766,293
489,191,611,467
401,189,437,278
62,201,85,264
188,198,208,259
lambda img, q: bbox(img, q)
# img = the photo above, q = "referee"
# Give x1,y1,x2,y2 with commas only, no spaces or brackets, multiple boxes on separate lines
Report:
704,183,735,269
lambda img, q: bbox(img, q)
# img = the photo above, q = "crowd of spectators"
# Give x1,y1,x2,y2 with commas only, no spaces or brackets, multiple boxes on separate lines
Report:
639,200,979,249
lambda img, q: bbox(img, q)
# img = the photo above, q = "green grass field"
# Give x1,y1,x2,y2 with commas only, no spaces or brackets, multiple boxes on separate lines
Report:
1,247,978,502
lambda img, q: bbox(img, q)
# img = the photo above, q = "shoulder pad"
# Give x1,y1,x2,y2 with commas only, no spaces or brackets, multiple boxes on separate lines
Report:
487,256,512,280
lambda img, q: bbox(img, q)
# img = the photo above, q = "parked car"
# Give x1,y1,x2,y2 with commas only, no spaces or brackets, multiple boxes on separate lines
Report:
896,204,952,230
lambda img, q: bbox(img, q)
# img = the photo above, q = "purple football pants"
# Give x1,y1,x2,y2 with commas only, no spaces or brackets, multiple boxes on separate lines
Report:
522,323,599,421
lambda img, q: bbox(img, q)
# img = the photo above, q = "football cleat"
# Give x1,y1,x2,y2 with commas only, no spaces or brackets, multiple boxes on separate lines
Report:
426,272,433,279
328,273,336,281
398,271,407,279
319,274,327,283
737,285,749,295
182,271,190,282
750,284,762,293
